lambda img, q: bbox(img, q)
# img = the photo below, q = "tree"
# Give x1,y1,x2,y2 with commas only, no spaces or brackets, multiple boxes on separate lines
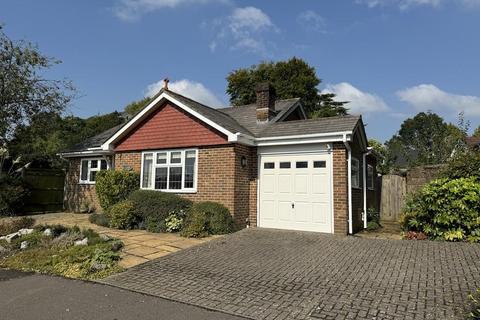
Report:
226,57,348,117
124,97,151,117
0,25,75,149
385,112,464,169
368,139,390,174
473,125,480,137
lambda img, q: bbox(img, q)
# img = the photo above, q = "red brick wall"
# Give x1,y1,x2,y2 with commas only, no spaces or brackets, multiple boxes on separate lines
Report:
64,157,102,212
333,143,348,235
115,102,228,152
113,144,258,228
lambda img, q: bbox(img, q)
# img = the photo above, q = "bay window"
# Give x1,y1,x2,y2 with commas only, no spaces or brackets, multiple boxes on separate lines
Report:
141,149,197,192
79,158,108,184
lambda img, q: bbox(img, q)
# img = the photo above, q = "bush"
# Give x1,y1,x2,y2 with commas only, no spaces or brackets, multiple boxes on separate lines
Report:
0,217,35,236
401,177,480,242
165,210,186,232
0,174,30,216
181,201,234,238
441,149,480,181
95,170,140,211
366,221,380,231
128,190,192,232
180,211,209,238
469,288,480,319
106,200,139,230
89,213,110,227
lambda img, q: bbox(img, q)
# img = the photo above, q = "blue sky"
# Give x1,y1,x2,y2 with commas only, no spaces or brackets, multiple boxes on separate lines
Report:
1,0,480,142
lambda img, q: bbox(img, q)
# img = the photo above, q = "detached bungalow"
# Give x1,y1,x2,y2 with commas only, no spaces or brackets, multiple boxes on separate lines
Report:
60,81,378,235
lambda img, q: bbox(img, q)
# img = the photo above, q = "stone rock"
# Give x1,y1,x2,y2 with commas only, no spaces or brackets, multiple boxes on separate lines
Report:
111,241,123,252
43,228,52,236
18,228,34,236
20,241,28,250
91,262,107,272
74,238,88,246
100,234,111,241
0,245,7,252
4,232,19,243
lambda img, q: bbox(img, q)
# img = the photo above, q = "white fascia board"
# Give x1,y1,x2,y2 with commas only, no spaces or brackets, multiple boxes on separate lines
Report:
58,150,114,158
101,92,236,150
256,131,353,142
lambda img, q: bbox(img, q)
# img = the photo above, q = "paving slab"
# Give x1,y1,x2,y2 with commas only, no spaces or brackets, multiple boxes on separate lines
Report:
103,228,480,320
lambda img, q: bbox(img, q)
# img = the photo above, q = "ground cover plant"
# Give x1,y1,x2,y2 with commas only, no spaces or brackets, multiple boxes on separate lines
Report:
0,223,123,279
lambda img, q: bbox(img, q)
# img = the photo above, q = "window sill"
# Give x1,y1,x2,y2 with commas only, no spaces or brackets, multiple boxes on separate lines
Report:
78,182,96,185
140,188,197,194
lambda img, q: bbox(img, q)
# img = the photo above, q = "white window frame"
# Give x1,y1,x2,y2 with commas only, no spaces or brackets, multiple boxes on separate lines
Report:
351,157,360,189
367,164,375,190
140,149,198,193
79,158,109,184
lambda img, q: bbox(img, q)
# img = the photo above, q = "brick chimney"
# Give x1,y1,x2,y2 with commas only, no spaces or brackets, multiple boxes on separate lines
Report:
255,82,276,123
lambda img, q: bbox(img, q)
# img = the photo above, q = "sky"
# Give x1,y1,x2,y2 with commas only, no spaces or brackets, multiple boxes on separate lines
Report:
1,0,480,142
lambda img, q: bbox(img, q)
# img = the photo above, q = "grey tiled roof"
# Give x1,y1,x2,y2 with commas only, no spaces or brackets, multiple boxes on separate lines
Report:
217,98,300,135
61,89,360,153
62,124,125,153
256,115,361,138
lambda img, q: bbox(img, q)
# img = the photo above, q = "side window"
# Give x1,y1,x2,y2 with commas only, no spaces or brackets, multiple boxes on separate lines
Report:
351,157,360,188
367,164,374,190
79,158,109,184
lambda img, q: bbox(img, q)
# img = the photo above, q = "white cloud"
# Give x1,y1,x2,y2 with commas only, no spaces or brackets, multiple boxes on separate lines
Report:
397,84,480,116
322,82,390,114
114,0,229,21
207,6,277,55
145,79,223,107
297,10,326,33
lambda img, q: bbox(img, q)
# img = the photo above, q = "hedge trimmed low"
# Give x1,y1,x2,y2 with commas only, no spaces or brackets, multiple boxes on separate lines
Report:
181,201,234,238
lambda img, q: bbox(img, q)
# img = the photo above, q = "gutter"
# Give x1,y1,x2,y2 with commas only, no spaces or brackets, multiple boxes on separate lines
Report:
343,133,353,235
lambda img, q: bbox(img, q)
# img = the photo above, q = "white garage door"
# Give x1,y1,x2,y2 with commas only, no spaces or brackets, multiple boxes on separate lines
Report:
258,153,332,233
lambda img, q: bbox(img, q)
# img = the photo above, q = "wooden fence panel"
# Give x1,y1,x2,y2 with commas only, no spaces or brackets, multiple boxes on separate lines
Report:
20,168,65,213
380,175,406,222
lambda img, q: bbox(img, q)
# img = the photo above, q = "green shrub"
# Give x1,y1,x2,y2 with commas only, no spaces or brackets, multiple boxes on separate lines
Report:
89,213,109,227
180,211,209,238
0,174,30,216
401,177,480,243
469,288,480,319
165,210,186,232
0,217,35,236
441,149,480,181
366,221,380,231
95,170,140,211
106,200,139,230
181,201,234,238
128,190,192,232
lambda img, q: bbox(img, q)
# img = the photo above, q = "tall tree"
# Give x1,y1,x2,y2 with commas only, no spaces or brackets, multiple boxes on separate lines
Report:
473,125,480,137
226,57,348,117
385,112,465,169
0,25,75,148
124,97,151,117
368,139,391,174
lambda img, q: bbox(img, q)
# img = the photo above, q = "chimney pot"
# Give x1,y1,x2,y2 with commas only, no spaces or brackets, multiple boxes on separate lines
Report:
255,82,276,123
163,78,170,90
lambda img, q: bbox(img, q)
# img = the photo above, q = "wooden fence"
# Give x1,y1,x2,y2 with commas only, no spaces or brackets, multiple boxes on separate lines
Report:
379,175,406,222
20,168,65,214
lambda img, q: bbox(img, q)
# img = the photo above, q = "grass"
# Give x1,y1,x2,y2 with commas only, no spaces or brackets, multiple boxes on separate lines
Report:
0,225,124,280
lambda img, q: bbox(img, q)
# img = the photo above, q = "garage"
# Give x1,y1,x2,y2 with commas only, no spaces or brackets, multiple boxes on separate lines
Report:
258,150,333,233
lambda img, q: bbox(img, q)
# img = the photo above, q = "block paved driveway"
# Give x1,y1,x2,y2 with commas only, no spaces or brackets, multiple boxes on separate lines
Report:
102,229,480,320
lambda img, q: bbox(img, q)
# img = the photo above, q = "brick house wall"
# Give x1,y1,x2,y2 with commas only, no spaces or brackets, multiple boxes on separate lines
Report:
113,144,257,228
64,157,102,212
332,143,348,235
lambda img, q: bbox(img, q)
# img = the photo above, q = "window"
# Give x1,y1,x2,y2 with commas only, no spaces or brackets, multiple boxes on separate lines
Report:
351,157,360,188
314,161,326,168
367,165,375,190
141,149,197,192
79,158,108,184
280,162,291,169
296,161,308,168
264,162,275,169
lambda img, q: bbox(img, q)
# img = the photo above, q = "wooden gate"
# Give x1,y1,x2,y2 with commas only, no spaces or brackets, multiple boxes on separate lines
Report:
20,168,65,213
380,175,406,222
